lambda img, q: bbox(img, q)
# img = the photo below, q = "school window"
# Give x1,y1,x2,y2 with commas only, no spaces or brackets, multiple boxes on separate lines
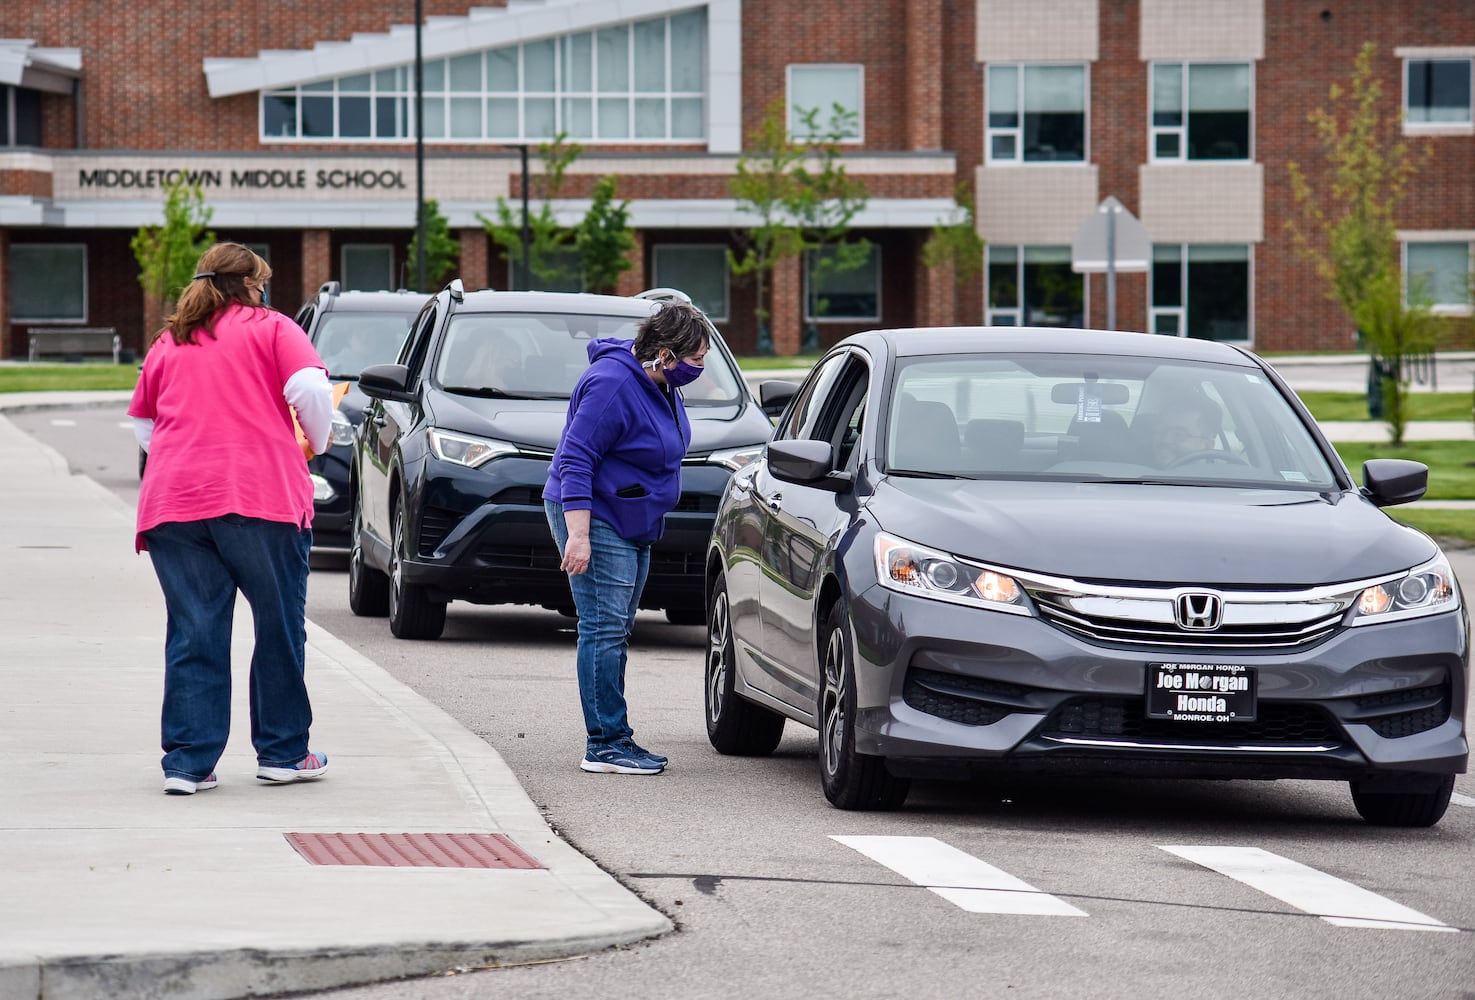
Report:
652,244,729,321
341,244,394,291
805,244,880,322
1151,244,1251,342
1404,57,1473,130
1150,63,1252,161
1405,241,1471,312
10,244,87,322
0,85,43,147
985,246,1083,327
986,64,1087,163
259,10,706,143
787,65,863,142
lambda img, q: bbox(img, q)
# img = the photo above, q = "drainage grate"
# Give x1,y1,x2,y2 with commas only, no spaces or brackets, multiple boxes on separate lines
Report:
284,832,544,869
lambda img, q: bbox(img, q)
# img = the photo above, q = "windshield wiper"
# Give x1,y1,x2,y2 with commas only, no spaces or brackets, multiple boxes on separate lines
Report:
441,385,555,400
888,468,972,480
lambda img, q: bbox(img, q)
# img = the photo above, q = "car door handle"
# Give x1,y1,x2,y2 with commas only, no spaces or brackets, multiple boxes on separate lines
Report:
371,413,387,428
760,491,782,512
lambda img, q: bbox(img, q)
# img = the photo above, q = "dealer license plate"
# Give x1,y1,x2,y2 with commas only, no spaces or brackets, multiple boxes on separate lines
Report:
1146,662,1257,722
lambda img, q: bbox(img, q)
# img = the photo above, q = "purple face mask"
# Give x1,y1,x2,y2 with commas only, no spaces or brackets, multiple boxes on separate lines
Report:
663,354,704,388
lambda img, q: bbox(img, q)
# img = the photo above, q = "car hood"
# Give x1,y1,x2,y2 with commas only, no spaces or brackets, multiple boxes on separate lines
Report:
868,478,1438,586
427,391,773,454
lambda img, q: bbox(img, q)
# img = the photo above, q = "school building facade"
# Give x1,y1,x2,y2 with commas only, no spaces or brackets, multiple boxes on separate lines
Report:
1,0,1471,359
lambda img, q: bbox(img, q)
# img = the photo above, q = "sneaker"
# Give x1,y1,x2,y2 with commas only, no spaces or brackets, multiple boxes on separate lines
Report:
618,737,667,766
257,752,329,783
163,773,218,795
581,744,664,775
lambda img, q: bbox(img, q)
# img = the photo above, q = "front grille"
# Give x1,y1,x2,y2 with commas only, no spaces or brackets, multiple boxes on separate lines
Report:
1029,591,1343,650
489,486,543,506
903,668,1034,726
672,493,720,514
650,549,704,575
1351,683,1450,739
418,505,464,555
476,543,561,571
1041,696,1341,745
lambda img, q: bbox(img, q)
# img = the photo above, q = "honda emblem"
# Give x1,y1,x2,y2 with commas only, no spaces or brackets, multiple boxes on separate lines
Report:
1175,592,1223,631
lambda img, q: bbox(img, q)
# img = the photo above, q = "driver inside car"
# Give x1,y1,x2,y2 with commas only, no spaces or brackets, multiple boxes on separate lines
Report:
1147,391,1224,466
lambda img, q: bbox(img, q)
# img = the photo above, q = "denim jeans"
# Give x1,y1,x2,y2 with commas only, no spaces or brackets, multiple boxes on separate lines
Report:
144,515,314,780
545,500,651,748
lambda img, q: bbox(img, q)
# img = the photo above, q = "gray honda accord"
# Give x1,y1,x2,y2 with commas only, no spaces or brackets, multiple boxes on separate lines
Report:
704,327,1468,826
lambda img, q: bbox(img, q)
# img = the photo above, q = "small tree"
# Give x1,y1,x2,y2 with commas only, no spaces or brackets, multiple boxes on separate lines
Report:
406,199,459,291
131,176,215,336
923,181,987,286
1354,270,1441,446
479,134,583,289
789,104,871,346
576,176,635,294
1287,42,1425,426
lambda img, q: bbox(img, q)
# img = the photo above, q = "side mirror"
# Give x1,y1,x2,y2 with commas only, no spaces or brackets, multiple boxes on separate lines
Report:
767,439,851,492
357,363,414,402
1362,458,1428,507
759,379,800,419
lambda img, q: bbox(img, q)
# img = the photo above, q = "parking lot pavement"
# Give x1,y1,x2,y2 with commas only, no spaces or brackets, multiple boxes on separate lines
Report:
0,410,669,1000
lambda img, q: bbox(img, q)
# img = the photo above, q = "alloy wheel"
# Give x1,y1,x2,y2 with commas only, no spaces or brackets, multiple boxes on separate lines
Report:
821,626,846,777
706,588,731,725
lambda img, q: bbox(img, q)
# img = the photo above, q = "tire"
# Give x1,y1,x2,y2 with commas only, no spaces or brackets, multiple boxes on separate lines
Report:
388,500,446,640
347,487,390,617
1350,773,1455,827
665,604,705,626
818,599,909,810
705,572,785,755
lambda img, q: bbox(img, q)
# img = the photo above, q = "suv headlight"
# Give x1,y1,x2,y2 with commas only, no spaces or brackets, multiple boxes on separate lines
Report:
329,410,356,447
428,429,519,469
874,532,1031,615
1348,553,1461,626
706,446,765,472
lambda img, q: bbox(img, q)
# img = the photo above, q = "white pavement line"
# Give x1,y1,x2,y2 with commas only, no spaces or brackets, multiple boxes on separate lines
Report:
48,418,76,426
831,835,1087,916
1160,846,1455,932
1451,792,1475,808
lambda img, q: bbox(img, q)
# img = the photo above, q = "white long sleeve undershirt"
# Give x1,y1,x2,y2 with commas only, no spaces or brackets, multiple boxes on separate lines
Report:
133,365,333,455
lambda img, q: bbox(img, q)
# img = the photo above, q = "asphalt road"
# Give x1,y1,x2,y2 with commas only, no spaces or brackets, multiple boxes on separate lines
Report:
11,406,1475,1000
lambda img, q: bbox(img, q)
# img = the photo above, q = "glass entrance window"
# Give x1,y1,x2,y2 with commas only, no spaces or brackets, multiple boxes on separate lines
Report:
1151,244,1251,341
652,244,729,320
342,244,394,291
10,244,87,322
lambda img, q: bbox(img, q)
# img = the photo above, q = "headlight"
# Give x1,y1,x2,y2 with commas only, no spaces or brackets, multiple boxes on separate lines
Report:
309,473,336,502
706,446,765,472
427,429,519,468
1348,553,1461,626
329,410,356,447
873,532,1031,615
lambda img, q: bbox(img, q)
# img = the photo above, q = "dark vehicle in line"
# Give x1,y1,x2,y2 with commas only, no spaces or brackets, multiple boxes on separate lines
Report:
704,327,1468,826
292,283,430,549
350,282,774,640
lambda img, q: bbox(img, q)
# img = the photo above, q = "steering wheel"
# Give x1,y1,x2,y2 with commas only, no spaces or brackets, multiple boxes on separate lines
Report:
1166,448,1248,468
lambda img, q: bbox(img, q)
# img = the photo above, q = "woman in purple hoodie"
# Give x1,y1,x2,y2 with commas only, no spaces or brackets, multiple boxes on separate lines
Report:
544,302,710,775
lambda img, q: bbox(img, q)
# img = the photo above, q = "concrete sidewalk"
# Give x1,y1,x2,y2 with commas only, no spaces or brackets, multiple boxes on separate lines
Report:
0,412,668,1000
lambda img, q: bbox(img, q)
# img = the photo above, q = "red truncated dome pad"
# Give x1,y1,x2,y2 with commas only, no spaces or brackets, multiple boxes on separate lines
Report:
284,832,544,869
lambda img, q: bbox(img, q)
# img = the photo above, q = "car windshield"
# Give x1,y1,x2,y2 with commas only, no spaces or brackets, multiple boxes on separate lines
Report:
886,352,1340,490
431,310,746,412
314,313,416,379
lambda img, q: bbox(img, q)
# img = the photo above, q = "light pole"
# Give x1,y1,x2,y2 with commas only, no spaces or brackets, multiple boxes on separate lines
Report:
504,143,531,289
413,0,426,293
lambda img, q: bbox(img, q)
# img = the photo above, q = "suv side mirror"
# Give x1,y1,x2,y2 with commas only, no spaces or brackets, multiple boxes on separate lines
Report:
1362,458,1428,507
358,363,414,402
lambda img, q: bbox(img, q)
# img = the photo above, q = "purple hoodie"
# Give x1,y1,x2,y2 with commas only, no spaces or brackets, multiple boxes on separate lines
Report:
544,337,692,543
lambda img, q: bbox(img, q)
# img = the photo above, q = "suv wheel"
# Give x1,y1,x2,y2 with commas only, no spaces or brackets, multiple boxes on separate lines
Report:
818,599,909,810
1350,773,1455,827
388,500,447,640
348,487,389,617
705,572,784,755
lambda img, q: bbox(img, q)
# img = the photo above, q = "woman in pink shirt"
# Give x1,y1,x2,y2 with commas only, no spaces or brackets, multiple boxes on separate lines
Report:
130,242,334,795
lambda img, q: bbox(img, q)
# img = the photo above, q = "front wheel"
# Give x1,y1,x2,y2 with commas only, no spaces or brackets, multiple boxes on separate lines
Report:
388,500,446,640
818,599,909,810
348,486,389,617
1350,773,1455,827
705,572,785,755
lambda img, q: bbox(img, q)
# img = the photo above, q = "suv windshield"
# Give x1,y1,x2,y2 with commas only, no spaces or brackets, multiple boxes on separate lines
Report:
887,353,1340,489
431,310,745,410
315,313,417,379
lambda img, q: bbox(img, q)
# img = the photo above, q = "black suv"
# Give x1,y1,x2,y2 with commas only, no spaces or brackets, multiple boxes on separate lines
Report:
349,283,774,639
292,283,431,549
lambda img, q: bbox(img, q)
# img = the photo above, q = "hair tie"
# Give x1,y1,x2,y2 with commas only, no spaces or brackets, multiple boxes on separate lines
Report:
192,271,217,280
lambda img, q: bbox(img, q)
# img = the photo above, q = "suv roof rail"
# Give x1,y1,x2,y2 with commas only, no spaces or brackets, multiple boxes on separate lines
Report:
444,277,465,302
633,287,692,304
318,280,342,296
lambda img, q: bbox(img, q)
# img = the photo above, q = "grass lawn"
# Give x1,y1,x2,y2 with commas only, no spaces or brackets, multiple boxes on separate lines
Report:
1386,508,1475,549
1330,440,1475,500
1296,391,1474,423
0,363,140,392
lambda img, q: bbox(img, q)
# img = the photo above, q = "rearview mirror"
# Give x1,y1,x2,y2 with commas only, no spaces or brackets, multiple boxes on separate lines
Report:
1050,381,1130,405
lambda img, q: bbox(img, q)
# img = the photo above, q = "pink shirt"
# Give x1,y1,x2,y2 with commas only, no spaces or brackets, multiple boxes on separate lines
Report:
129,305,326,551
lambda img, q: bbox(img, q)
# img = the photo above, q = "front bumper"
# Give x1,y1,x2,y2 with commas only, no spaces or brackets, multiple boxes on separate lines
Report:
847,583,1469,782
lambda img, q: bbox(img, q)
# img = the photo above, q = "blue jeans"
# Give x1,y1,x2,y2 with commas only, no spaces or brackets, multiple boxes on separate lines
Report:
545,500,651,748
144,515,314,780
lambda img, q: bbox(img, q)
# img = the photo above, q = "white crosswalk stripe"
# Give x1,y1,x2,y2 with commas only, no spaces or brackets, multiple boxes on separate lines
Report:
1161,845,1456,932
831,835,1087,916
